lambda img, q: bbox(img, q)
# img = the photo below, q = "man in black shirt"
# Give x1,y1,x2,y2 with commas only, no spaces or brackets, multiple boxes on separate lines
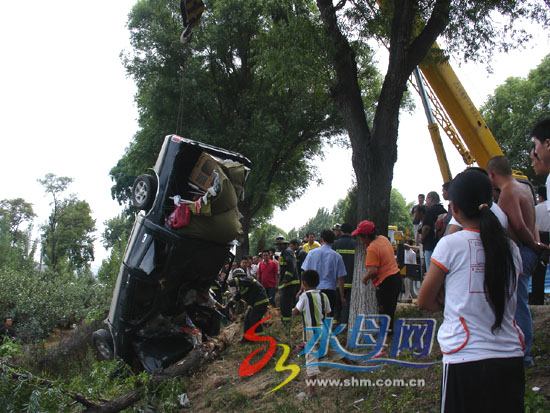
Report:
290,239,307,279
421,191,447,270
0,317,15,342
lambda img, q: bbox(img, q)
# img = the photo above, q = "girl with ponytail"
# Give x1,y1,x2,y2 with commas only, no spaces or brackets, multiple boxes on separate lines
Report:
418,169,525,413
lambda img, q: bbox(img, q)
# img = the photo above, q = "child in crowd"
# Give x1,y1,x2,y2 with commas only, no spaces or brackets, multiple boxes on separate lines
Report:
293,270,330,399
418,170,525,412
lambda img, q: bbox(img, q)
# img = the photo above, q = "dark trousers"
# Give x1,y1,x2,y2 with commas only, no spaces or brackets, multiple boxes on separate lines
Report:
530,231,548,305
265,287,276,306
375,273,402,332
244,304,267,335
321,289,337,317
333,288,351,324
279,284,298,325
442,357,524,413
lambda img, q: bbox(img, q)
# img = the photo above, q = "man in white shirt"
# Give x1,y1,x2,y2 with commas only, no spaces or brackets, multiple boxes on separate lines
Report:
401,239,417,302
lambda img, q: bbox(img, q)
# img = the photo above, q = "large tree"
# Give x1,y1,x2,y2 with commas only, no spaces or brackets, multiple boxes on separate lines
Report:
313,0,549,325
481,53,550,184
0,198,36,245
111,0,361,253
38,173,96,274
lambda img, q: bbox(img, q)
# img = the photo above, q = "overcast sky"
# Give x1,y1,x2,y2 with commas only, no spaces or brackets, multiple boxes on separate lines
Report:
1,1,549,269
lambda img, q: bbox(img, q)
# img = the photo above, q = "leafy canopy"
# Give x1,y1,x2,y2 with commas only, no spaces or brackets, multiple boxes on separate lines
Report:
111,0,379,245
481,53,550,183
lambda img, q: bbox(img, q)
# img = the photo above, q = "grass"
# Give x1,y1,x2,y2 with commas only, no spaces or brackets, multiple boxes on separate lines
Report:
186,305,446,412
185,303,550,412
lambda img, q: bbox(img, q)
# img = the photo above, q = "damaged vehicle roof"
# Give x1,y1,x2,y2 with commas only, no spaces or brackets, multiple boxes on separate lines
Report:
93,135,251,372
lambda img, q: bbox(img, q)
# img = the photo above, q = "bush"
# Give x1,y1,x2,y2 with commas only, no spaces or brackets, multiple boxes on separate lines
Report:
0,267,111,342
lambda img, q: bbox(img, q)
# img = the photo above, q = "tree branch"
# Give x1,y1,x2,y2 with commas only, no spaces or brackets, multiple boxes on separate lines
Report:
1,324,240,413
405,0,451,73
0,360,100,409
334,0,347,12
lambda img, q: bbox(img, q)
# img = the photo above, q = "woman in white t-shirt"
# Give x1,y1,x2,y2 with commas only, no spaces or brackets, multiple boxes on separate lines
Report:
418,170,525,413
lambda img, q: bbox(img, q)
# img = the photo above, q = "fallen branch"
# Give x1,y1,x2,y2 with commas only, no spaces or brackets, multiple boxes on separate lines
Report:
0,360,99,409
0,323,240,413
82,322,240,412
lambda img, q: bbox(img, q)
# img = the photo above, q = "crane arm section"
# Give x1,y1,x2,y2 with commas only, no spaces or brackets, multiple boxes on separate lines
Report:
417,44,504,170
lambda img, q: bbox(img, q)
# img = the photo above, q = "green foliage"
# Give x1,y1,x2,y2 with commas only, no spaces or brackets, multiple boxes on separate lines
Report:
297,207,335,239
332,185,358,227
0,198,36,245
0,215,36,273
38,173,96,273
289,186,409,237
389,188,413,232
348,0,550,65
524,386,550,412
112,0,366,251
0,337,22,359
97,233,127,289
249,223,287,255
0,362,72,412
0,267,110,342
101,213,133,250
0,355,192,413
481,54,550,183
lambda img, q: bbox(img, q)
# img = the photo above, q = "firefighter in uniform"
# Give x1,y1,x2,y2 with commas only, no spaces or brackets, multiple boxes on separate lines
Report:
225,268,269,339
274,236,300,327
333,222,355,325
210,273,227,304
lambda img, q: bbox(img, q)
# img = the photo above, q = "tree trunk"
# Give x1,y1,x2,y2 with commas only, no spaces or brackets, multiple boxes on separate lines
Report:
347,238,377,343
316,0,452,339
237,211,252,258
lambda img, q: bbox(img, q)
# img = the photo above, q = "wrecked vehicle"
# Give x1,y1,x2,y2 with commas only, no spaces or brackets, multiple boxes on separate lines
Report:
93,135,251,372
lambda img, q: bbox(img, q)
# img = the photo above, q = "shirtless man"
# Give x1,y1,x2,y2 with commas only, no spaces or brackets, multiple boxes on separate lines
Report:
486,155,545,367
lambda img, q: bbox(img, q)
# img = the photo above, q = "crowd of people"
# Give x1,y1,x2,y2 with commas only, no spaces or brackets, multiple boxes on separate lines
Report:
205,119,550,407
416,119,550,412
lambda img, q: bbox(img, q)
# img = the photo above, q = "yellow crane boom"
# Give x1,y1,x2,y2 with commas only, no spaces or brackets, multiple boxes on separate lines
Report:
412,44,528,181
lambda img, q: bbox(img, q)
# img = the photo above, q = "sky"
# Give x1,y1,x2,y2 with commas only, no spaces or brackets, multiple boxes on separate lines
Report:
0,1,549,269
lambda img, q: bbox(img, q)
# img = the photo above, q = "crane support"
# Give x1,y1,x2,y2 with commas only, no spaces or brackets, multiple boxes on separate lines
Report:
413,68,453,183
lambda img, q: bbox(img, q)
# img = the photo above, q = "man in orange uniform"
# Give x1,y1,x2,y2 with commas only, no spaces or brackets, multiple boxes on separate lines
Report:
352,220,402,336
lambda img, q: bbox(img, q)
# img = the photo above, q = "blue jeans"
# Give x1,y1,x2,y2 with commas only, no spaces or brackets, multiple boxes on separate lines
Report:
424,250,433,271
517,245,537,361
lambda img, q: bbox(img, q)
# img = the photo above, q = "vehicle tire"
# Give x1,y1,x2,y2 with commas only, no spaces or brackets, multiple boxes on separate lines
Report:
93,329,114,361
132,174,157,210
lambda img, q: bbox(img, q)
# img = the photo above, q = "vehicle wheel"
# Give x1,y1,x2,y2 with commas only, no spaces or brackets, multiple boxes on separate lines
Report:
93,329,114,361
132,174,157,210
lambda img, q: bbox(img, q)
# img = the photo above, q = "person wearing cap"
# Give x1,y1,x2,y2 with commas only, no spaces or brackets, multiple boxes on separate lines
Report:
332,223,342,240
225,268,269,340
352,220,402,339
274,236,300,326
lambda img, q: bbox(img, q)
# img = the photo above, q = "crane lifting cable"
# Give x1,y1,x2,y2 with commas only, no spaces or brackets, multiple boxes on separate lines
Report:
176,0,205,135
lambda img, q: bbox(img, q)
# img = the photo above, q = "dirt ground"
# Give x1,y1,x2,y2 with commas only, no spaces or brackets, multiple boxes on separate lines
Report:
185,303,550,412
